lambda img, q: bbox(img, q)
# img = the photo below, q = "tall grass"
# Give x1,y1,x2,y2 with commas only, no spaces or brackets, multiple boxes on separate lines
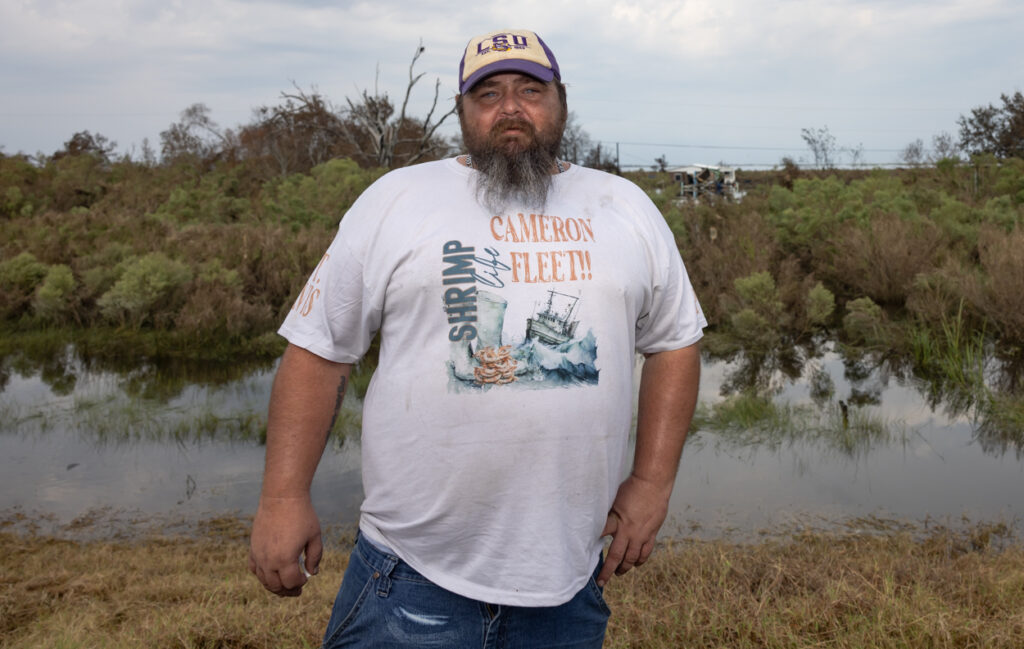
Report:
909,301,988,396
2,517,1022,649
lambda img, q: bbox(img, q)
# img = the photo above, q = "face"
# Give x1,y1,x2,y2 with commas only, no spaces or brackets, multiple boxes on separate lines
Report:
458,72,567,157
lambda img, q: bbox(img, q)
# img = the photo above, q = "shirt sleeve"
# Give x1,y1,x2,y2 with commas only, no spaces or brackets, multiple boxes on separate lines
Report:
632,192,707,354
276,196,386,364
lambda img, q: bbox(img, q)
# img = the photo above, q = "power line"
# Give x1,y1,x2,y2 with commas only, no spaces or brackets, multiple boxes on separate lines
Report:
620,162,909,169
600,139,903,154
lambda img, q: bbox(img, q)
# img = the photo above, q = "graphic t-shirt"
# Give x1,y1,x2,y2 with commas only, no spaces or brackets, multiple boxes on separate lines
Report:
279,158,706,606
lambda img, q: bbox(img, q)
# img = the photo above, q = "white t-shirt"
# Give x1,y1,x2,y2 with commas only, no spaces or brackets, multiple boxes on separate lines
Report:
279,158,706,606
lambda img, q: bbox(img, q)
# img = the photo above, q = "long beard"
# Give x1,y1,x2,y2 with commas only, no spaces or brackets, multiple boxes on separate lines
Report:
462,116,564,214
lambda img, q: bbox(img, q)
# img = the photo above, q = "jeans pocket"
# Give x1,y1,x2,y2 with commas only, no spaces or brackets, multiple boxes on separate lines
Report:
322,561,376,648
585,576,613,619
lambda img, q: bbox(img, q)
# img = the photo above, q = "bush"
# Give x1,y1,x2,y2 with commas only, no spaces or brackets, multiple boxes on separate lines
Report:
33,264,77,323
960,226,1024,342
0,251,49,318
0,154,46,217
260,158,385,227
97,253,193,327
821,214,947,306
842,297,894,349
173,259,274,337
151,164,256,223
723,272,787,352
805,282,835,328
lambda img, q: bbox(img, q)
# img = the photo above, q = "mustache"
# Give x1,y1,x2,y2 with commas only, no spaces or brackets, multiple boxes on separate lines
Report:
491,118,535,136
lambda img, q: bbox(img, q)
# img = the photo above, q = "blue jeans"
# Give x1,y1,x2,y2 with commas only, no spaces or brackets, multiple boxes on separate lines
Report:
322,534,610,648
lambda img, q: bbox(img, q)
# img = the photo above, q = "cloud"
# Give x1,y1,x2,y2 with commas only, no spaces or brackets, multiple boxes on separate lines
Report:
1,0,1022,161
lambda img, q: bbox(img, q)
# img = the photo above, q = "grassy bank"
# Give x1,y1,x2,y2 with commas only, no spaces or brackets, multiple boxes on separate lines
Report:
2,518,1022,648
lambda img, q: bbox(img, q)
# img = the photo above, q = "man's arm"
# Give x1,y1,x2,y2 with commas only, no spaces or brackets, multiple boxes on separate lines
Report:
597,342,700,587
248,343,352,597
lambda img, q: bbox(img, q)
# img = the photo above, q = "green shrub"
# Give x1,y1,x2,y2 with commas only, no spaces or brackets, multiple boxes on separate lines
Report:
0,251,48,294
719,271,787,352
805,282,835,327
151,165,255,223
929,196,979,246
0,252,48,318
0,154,46,217
735,271,785,322
260,158,385,226
729,308,780,352
979,195,1021,231
49,154,108,210
33,264,77,323
993,157,1024,205
97,253,193,327
842,297,892,349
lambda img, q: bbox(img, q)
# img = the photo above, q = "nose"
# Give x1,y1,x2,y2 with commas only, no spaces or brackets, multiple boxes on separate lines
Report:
498,92,523,117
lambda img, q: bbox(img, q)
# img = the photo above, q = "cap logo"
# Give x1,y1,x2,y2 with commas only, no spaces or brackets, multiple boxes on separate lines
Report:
478,33,530,55
459,29,559,93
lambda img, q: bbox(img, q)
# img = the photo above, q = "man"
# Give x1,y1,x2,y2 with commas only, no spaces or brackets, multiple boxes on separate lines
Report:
249,28,705,647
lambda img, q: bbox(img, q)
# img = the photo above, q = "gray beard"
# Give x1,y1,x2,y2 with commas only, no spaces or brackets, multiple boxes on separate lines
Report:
470,146,557,214
461,114,563,214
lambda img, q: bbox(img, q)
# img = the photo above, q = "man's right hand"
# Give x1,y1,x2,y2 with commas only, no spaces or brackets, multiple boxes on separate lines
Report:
248,495,323,597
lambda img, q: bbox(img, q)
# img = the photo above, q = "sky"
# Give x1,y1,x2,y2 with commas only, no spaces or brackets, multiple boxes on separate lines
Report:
2,0,1022,169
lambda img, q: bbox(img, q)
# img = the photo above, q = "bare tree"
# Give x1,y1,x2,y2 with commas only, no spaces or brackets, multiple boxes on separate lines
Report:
844,142,865,167
241,86,346,176
930,131,961,162
800,125,838,169
583,142,619,174
558,111,593,165
160,104,233,164
340,41,456,168
901,138,926,167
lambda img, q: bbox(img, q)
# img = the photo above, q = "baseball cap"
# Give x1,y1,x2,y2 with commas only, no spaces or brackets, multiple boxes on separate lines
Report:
458,29,561,95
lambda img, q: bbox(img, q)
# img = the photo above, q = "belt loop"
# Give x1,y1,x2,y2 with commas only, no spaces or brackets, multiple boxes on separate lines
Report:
375,553,399,598
358,532,401,598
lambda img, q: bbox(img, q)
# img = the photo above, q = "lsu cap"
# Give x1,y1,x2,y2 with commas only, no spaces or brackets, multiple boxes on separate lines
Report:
458,29,561,94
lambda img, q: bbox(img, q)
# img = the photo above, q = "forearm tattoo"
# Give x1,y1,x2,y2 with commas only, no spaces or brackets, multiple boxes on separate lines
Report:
325,376,347,440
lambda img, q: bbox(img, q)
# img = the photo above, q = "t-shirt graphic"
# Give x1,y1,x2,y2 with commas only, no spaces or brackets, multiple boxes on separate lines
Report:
441,220,600,392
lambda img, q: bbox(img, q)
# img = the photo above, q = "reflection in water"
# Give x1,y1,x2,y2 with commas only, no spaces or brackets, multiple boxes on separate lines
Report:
0,345,366,534
707,338,1024,460
0,342,363,445
1,339,1022,537
693,390,902,461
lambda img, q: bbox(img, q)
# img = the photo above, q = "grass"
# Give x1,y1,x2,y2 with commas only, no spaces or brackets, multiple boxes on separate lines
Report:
909,302,988,398
2,516,1022,648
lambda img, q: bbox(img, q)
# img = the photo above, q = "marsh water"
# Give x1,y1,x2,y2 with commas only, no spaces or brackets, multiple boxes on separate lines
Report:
1,344,1021,539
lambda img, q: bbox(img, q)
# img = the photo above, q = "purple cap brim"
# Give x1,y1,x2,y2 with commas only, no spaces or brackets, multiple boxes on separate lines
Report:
460,60,556,94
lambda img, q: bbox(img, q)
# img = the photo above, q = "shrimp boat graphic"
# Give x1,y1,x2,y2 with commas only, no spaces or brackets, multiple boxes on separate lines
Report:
526,290,580,346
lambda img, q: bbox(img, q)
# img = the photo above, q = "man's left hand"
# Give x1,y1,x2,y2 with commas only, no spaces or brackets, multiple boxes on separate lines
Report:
597,473,671,587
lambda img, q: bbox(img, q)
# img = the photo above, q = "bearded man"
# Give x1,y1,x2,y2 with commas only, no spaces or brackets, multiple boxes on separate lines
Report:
249,29,705,648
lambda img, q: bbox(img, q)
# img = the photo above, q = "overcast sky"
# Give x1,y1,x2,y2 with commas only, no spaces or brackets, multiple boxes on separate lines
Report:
2,0,1021,169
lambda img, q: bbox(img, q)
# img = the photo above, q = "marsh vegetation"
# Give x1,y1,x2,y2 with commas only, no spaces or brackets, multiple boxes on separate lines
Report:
3,144,1024,646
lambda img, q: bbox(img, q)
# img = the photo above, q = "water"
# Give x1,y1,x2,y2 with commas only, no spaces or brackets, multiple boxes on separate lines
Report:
1,345,1021,539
